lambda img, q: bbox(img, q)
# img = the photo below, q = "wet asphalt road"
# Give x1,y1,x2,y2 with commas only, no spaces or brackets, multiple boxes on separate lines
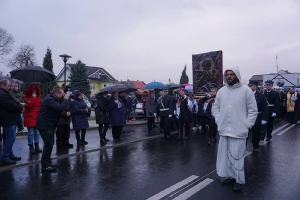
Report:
1,120,300,200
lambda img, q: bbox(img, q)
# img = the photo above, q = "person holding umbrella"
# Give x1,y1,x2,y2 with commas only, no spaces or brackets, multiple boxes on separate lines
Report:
95,91,110,144
109,91,126,142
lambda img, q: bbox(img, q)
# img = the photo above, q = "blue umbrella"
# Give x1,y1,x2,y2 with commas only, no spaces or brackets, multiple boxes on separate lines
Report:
144,82,164,89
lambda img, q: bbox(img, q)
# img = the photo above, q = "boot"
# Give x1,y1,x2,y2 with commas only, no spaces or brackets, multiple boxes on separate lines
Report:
34,143,42,153
75,131,82,145
81,132,88,145
29,144,36,154
100,139,107,144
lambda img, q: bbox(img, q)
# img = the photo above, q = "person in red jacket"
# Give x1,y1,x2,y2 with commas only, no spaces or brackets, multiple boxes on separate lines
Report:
24,84,43,154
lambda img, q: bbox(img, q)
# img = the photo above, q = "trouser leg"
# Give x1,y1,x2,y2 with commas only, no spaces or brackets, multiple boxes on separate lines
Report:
62,124,70,144
56,125,64,145
112,126,117,139
251,124,261,148
1,125,16,160
164,117,171,137
147,118,152,131
40,130,54,166
75,130,81,142
117,126,123,139
99,124,104,139
267,114,275,139
184,122,190,137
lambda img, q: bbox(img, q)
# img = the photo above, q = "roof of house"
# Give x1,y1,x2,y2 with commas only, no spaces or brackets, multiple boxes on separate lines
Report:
56,63,117,82
130,80,146,89
249,75,263,81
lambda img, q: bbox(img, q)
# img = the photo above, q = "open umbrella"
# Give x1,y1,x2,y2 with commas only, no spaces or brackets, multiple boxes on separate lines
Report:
10,66,55,82
144,82,164,89
99,84,136,94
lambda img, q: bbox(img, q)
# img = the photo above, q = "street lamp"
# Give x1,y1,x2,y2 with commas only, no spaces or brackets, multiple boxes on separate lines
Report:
59,54,72,86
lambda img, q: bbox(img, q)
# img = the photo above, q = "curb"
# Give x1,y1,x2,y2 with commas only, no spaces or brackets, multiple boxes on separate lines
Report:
16,121,159,137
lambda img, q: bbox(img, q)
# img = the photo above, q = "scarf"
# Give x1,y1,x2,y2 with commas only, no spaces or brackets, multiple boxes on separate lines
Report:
287,92,297,112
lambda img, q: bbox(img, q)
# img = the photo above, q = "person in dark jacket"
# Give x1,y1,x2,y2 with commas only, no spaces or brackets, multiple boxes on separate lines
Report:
205,88,218,146
0,79,24,165
262,80,280,141
125,93,133,121
157,87,174,139
109,91,126,142
71,90,89,145
247,81,268,151
95,91,110,144
56,97,73,149
197,94,211,134
146,90,156,133
36,86,70,172
174,88,193,141
9,81,28,134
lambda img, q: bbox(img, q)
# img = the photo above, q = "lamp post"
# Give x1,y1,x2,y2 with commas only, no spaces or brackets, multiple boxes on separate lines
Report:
59,54,72,87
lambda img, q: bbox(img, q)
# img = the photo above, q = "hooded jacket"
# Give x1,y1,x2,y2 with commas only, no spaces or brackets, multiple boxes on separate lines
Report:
214,67,257,138
24,84,42,127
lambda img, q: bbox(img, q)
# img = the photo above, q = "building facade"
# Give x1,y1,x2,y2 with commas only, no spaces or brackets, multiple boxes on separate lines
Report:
56,64,117,94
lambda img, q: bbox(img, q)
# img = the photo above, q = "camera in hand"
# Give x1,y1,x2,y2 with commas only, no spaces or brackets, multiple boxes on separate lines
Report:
63,85,74,98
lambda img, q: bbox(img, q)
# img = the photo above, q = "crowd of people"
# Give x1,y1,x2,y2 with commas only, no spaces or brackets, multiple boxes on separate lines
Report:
0,70,299,190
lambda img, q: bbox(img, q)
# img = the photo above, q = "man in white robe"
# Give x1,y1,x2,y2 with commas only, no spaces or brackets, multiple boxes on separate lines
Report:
214,67,257,191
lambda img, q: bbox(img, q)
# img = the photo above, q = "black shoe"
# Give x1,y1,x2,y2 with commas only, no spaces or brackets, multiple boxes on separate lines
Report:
221,178,235,184
63,143,74,148
104,138,109,142
260,136,265,141
81,141,88,145
34,143,43,153
117,138,122,142
17,127,24,134
29,144,36,154
9,154,21,161
41,166,57,172
266,138,271,142
233,183,242,192
1,159,16,165
77,141,84,145
100,139,107,144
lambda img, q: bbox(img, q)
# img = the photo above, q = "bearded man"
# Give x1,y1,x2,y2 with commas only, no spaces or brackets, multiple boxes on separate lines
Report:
214,67,257,192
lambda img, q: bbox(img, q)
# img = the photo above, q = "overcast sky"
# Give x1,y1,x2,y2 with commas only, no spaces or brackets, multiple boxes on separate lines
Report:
1,0,300,84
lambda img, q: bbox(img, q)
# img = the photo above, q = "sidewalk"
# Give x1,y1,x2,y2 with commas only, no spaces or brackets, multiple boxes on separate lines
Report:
18,118,155,136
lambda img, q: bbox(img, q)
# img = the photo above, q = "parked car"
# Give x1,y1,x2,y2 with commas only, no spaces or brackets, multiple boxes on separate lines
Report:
130,101,144,118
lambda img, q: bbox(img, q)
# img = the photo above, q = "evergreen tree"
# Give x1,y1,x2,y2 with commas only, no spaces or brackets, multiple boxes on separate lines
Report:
42,48,56,97
69,60,90,95
179,64,189,84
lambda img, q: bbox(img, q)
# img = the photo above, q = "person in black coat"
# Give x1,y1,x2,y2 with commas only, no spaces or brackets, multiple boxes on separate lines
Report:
71,90,89,145
247,81,268,151
95,91,110,144
197,94,211,134
205,88,218,146
36,86,70,172
157,87,174,139
0,79,24,165
56,98,73,149
174,88,193,141
262,80,280,141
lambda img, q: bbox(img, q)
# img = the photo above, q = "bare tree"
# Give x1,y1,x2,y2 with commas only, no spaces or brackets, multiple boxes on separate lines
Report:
7,43,37,69
0,27,15,63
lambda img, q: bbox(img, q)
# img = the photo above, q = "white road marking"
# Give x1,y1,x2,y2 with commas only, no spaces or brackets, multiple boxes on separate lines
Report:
277,123,297,135
272,123,290,135
173,178,214,200
146,175,199,200
245,150,252,157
